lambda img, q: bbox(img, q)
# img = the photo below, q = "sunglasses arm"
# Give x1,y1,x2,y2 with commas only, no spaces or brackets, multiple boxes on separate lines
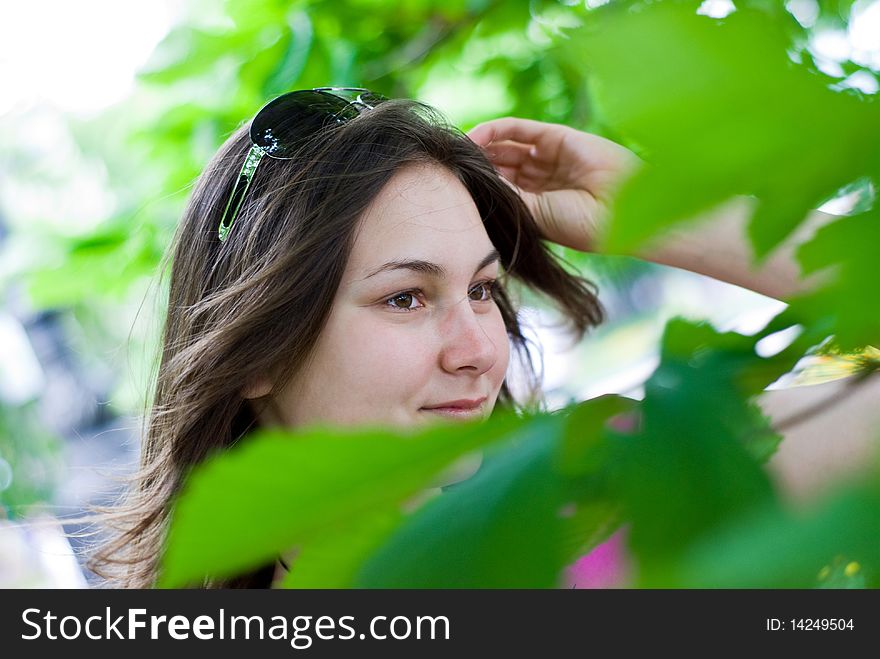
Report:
218,145,265,242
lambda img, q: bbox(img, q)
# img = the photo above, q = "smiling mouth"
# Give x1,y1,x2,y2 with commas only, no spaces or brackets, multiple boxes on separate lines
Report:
420,397,487,418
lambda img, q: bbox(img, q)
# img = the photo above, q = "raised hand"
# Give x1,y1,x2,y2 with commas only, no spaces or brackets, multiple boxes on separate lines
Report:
468,117,641,252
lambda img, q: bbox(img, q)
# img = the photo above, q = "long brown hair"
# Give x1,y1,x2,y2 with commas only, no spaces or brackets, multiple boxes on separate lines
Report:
89,98,604,587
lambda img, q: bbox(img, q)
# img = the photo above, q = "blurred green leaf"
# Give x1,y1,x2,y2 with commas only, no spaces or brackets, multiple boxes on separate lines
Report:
558,500,624,567
782,206,880,349
355,415,567,587
281,504,403,588
571,1,880,259
0,401,63,518
263,9,314,96
354,395,640,587
609,318,783,583
816,554,869,589
27,226,160,308
558,393,635,477
671,474,880,588
159,410,521,587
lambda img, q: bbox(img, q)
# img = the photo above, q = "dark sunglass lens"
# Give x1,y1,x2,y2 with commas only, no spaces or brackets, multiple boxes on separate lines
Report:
250,90,360,158
357,91,388,107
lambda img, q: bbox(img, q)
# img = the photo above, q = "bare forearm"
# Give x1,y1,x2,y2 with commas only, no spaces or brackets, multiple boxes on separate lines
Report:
632,196,839,300
633,199,878,501
758,373,880,505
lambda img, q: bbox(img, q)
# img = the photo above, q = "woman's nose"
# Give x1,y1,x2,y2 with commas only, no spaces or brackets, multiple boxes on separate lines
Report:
438,299,499,376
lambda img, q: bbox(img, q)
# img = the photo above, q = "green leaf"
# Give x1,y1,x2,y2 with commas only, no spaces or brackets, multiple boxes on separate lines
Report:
159,410,522,588
553,396,635,560
610,318,782,583
137,27,242,85
355,415,568,587
558,500,624,568
816,555,869,589
281,504,404,588
558,394,636,477
26,228,158,308
785,206,880,350
263,9,314,97
568,1,880,259
671,475,880,587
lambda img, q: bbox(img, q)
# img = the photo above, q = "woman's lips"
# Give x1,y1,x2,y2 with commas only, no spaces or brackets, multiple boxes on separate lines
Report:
420,397,487,418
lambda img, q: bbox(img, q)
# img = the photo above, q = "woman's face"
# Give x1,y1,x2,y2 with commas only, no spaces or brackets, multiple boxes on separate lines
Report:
253,162,510,429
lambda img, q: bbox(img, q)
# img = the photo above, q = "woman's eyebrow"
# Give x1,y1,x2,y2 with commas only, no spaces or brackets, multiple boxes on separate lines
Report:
361,248,500,280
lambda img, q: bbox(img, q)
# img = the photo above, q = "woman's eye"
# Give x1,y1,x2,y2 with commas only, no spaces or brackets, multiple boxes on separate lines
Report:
385,291,423,311
384,282,495,311
468,281,495,302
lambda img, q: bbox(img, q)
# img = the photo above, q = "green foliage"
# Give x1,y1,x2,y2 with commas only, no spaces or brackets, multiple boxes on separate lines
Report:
158,410,523,587
671,479,880,588
782,205,880,349
577,1,879,256
162,316,880,587
570,0,879,351
6,0,877,586
609,319,782,583
0,401,63,519
151,0,880,588
161,394,634,587
26,223,163,308
281,504,402,588
356,416,568,587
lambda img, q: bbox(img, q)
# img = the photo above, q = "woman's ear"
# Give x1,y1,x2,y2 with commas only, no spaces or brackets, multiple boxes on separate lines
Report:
242,376,273,399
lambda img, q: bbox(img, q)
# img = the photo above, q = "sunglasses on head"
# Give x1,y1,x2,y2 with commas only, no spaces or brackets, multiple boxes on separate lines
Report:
217,86,387,242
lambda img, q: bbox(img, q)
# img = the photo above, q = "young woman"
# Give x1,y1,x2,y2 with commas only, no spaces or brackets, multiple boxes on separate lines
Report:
91,88,878,587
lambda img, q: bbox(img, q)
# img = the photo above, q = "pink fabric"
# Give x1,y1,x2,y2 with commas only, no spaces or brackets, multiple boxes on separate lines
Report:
564,528,632,589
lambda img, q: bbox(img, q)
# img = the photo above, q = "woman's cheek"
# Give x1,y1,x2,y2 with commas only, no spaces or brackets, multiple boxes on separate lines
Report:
342,316,433,390
490,316,511,391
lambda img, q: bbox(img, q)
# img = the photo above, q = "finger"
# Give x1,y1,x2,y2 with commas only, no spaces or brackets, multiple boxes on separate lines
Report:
482,140,533,167
468,117,568,149
505,172,545,193
482,140,555,178
484,140,560,188
496,165,519,184
494,164,546,194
